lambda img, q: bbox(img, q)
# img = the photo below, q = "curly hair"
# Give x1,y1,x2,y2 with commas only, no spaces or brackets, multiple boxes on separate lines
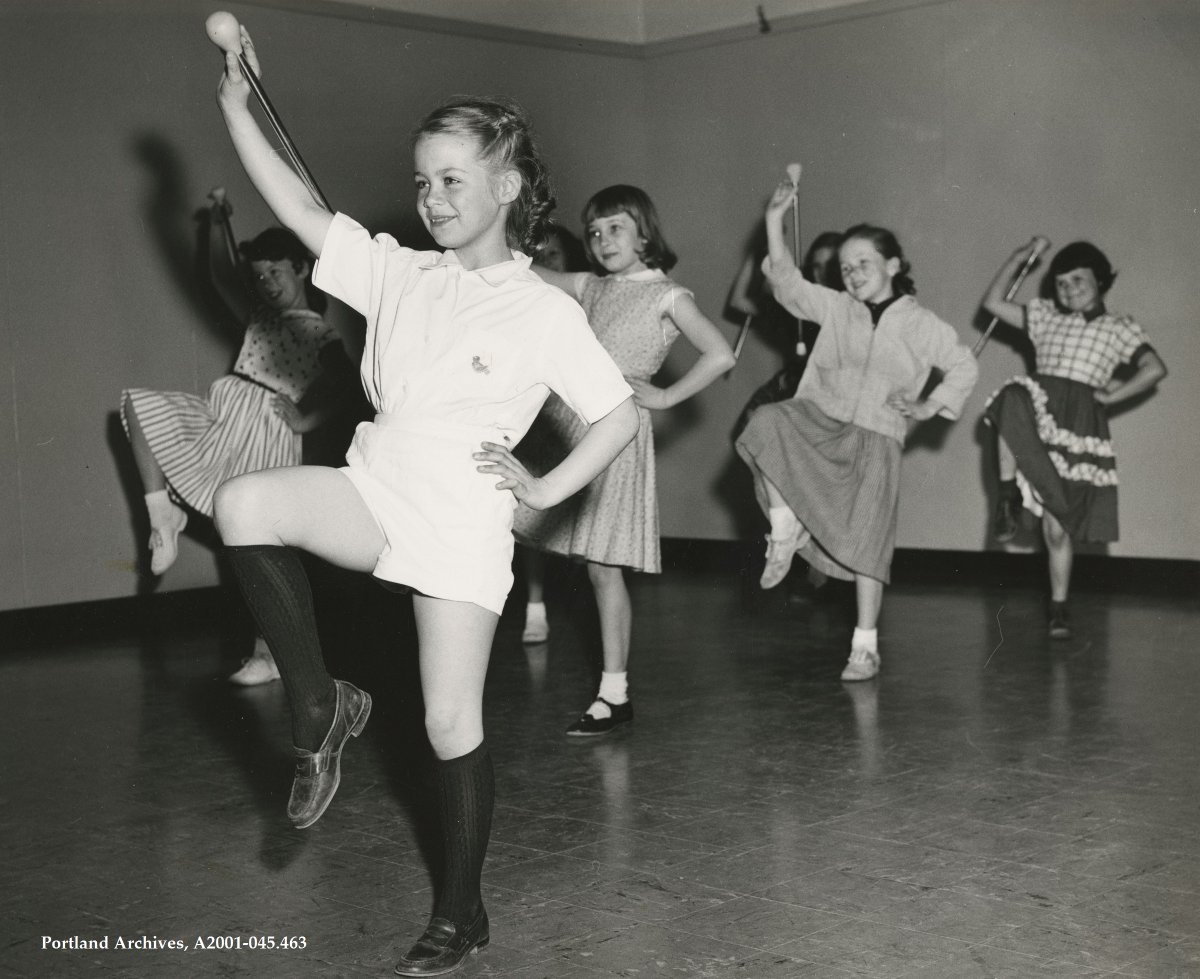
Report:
239,227,326,313
841,223,915,296
413,96,556,255
581,185,677,273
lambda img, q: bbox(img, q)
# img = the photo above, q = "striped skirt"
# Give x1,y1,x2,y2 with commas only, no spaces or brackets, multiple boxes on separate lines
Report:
984,374,1118,542
121,374,300,517
736,398,901,584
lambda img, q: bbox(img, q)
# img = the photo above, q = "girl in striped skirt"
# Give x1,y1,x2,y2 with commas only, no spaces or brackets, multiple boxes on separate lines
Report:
737,180,978,681
982,239,1167,639
121,203,346,683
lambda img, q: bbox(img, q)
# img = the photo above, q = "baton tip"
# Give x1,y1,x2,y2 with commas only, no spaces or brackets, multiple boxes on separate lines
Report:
206,11,243,53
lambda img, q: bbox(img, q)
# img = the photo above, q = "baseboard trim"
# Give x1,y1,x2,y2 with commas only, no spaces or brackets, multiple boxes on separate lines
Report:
4,543,1195,651
661,538,1200,597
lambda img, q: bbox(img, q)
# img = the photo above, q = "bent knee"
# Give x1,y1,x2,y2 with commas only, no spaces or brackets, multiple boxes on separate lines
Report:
213,474,277,543
424,706,482,758
1042,516,1069,546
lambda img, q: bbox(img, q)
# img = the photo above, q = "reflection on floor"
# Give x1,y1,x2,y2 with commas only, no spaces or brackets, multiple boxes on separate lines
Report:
3,559,1199,978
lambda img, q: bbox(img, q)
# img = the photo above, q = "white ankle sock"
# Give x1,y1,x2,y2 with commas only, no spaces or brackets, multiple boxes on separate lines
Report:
525,601,547,624
768,505,797,538
852,628,878,653
145,489,180,527
598,670,628,706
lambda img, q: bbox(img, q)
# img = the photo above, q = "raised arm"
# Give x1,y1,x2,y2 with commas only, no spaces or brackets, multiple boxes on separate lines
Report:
764,181,798,272
627,294,735,410
727,253,761,317
215,28,332,256
206,190,253,323
983,237,1048,329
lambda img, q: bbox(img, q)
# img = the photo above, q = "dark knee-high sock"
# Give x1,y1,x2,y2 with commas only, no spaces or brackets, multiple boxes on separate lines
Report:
225,544,335,748
433,741,494,925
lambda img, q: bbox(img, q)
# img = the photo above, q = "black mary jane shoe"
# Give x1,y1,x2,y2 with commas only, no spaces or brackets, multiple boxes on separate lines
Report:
565,697,633,737
394,907,489,977
288,679,372,829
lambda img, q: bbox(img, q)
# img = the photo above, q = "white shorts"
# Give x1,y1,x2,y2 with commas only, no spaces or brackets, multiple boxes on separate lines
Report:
341,414,516,614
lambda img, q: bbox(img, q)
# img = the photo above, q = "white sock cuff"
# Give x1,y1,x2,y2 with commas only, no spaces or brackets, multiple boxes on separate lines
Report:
852,628,878,651
145,490,178,524
598,671,628,704
768,505,797,535
526,601,547,616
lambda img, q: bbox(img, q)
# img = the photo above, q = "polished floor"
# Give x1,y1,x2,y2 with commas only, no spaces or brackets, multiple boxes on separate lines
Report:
3,557,1199,978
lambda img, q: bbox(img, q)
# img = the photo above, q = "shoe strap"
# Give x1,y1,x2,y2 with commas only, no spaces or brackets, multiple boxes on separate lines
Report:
293,746,331,777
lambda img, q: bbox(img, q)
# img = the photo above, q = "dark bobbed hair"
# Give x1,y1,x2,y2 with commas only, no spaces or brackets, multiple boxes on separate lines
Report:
841,223,916,296
413,96,556,255
802,231,844,289
538,222,589,272
1047,241,1116,297
239,227,326,313
581,184,677,273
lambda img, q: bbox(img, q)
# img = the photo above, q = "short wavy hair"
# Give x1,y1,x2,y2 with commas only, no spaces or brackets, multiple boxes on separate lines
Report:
413,96,556,255
581,184,677,273
239,227,326,313
1048,241,1116,298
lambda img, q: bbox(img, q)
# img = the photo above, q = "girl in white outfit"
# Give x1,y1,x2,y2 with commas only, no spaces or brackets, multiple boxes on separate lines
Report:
213,29,637,977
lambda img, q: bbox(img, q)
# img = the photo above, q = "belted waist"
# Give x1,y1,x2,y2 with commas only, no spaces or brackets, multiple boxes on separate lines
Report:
232,372,284,397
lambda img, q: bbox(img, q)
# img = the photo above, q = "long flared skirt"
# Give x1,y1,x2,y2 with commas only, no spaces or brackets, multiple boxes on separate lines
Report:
736,398,901,584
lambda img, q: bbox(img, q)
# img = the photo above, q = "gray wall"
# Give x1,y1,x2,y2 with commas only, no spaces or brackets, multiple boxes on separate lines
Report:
1,0,1195,611
646,0,1198,555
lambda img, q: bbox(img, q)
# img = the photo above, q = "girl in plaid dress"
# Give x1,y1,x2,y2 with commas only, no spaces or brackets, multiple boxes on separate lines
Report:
983,239,1167,638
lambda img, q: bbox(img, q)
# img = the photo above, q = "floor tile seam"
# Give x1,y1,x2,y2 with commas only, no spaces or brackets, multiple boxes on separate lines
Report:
1028,901,1200,945
748,883,1012,945
1007,854,1197,890
494,801,729,832
297,847,429,874
498,790,728,818
985,905,1181,957
553,835,730,866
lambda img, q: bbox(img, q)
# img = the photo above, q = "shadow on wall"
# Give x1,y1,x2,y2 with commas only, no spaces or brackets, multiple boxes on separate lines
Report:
132,132,237,348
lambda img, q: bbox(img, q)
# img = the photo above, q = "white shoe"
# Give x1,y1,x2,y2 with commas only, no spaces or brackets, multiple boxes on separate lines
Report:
148,508,188,576
759,524,810,589
522,616,550,644
840,647,880,682
229,644,281,686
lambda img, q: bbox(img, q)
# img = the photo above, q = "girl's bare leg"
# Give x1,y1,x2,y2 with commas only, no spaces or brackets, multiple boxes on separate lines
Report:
122,394,169,494
520,547,549,643
842,574,884,682
401,595,497,965
996,434,1017,481
1042,512,1073,602
1042,512,1074,638
854,575,883,630
123,394,189,573
588,562,632,675
564,562,632,734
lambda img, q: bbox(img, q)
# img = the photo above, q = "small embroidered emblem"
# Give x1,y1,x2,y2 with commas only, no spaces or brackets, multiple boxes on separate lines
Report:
471,355,490,374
